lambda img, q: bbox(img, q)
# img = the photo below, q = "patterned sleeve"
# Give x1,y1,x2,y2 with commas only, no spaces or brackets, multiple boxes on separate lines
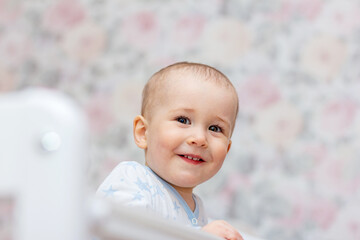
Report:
95,161,154,209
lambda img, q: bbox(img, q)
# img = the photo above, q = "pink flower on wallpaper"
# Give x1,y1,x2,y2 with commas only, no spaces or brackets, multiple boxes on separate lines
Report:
309,198,337,229
112,82,143,119
199,18,251,66
289,143,328,177
325,203,360,240
300,35,347,81
253,101,303,148
85,94,114,134
121,11,160,50
219,172,251,205
278,195,337,230
274,181,337,230
42,0,87,35
0,31,31,69
171,15,205,47
274,184,309,229
316,99,357,138
268,0,323,21
149,57,178,71
311,145,360,198
316,1,360,35
0,67,17,92
296,0,324,20
62,21,106,63
237,75,281,115
0,0,22,25
280,204,307,229
303,143,328,165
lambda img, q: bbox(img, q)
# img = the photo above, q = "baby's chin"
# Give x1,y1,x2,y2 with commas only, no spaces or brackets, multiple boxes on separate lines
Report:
166,177,209,190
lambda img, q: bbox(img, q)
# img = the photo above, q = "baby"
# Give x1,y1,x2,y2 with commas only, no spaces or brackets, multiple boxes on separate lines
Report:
97,62,243,240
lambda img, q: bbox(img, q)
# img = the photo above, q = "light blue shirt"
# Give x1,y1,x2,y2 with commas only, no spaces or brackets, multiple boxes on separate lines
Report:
96,161,208,228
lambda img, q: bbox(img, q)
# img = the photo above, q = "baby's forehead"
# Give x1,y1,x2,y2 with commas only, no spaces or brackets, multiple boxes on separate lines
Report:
156,68,232,92
151,72,238,112
143,64,239,122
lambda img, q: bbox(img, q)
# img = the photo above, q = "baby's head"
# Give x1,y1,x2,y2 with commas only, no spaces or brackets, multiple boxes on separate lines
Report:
133,62,239,192
141,62,239,132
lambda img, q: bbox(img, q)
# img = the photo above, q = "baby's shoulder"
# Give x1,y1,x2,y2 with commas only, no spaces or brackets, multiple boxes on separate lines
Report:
116,161,145,170
111,161,148,178
97,161,155,195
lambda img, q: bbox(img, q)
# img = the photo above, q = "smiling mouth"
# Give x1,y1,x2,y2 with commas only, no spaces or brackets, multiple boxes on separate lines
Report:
179,154,205,162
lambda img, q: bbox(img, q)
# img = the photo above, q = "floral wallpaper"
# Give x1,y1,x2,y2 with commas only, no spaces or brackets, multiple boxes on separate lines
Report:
1,0,360,239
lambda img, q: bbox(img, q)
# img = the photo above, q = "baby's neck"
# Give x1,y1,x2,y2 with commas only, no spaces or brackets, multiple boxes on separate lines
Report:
171,185,195,212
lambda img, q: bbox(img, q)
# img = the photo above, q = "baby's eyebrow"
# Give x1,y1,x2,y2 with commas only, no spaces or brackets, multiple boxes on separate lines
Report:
214,115,231,128
169,108,195,114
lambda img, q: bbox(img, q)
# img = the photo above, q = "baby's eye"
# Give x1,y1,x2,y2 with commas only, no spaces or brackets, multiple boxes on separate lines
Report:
177,116,190,125
209,125,222,132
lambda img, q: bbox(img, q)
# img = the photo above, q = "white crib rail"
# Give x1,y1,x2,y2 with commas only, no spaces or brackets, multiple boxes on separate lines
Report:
90,198,266,240
90,198,222,240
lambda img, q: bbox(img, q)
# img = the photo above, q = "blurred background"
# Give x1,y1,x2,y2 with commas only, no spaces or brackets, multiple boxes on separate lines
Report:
1,0,360,239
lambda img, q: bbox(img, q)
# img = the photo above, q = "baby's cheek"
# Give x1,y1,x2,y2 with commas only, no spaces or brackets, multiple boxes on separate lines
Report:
217,138,231,151
216,142,231,161
156,128,179,149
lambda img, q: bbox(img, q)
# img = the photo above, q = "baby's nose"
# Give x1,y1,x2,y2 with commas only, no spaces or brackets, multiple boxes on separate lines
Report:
186,130,208,148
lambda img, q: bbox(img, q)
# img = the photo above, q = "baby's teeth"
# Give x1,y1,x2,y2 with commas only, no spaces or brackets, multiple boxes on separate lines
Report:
184,155,200,161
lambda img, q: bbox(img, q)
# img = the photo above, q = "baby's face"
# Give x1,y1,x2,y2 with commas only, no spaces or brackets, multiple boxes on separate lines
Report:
143,71,238,193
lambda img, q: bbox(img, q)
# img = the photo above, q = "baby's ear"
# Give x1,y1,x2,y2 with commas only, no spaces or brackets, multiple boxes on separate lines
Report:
227,139,232,153
133,115,148,149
